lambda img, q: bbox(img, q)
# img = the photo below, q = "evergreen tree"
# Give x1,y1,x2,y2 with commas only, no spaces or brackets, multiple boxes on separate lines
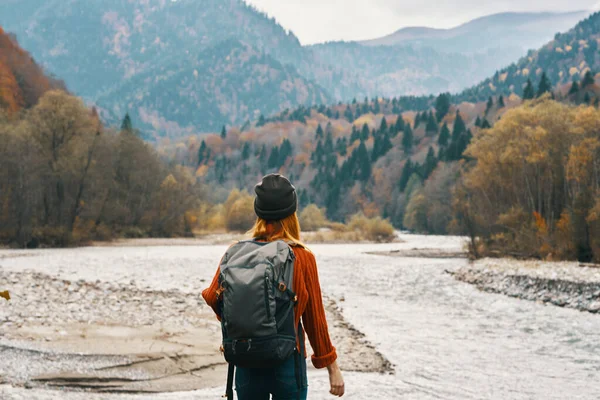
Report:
452,111,466,141
414,112,422,129
481,118,491,129
435,93,451,121
399,159,413,191
380,117,388,133
474,116,482,128
402,124,413,154
584,92,592,104
425,112,438,136
257,114,266,127
220,125,227,139
373,97,380,114
356,141,371,181
523,79,535,100
498,95,505,108
350,126,360,143
197,140,207,166
324,130,334,153
241,142,251,160
569,79,580,95
316,124,324,139
279,139,293,166
394,116,405,137
344,106,354,122
582,71,595,88
422,147,438,179
121,113,133,132
438,123,450,146
268,146,280,169
536,72,552,97
485,96,494,114
361,123,370,141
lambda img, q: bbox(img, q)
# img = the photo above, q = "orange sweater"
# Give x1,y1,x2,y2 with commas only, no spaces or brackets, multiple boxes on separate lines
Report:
201,245,338,369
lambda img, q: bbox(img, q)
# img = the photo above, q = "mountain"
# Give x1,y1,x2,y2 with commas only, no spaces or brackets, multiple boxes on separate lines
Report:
458,11,600,102
0,26,64,114
361,11,589,54
307,42,509,98
0,1,590,138
97,39,330,138
0,0,319,137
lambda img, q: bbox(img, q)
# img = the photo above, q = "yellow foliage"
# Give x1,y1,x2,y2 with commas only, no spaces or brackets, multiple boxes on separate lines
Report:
569,67,579,76
299,204,329,231
0,290,10,301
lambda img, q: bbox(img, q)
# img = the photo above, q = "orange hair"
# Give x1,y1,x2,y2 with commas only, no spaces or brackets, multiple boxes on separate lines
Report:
248,212,307,249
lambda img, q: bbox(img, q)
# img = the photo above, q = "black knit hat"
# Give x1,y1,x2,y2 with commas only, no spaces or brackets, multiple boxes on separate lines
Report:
254,174,297,221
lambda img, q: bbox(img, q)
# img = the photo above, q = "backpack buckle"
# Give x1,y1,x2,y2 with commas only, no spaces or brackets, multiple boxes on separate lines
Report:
278,282,287,292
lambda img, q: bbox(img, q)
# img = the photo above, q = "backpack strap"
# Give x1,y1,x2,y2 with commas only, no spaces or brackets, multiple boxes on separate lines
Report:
225,363,234,400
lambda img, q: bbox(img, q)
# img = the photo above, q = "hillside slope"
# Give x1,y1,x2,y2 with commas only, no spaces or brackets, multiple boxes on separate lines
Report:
0,27,63,114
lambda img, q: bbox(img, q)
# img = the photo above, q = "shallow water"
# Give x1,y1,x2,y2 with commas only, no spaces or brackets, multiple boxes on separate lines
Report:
1,235,599,399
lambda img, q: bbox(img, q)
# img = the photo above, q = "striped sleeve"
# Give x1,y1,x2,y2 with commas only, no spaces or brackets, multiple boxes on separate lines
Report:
297,249,338,369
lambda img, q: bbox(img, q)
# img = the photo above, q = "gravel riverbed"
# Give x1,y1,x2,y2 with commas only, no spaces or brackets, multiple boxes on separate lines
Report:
453,258,600,313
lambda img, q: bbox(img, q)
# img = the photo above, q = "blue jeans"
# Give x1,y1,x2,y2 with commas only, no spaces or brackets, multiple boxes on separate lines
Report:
235,353,308,400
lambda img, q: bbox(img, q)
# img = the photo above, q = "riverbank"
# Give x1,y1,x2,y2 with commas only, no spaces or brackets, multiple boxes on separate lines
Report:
452,258,600,313
0,267,390,394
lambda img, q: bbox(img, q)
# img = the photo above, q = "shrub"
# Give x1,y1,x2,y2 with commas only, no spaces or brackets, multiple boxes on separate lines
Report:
347,213,396,242
224,191,255,232
299,204,329,231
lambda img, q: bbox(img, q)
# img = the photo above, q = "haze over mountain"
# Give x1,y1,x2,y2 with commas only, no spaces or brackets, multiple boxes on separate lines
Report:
0,0,591,137
361,11,588,54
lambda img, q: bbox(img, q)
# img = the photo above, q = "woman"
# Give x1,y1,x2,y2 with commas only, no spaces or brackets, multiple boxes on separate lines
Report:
202,173,345,399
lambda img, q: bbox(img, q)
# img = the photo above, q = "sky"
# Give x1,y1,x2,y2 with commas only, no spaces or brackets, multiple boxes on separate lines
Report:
245,0,600,45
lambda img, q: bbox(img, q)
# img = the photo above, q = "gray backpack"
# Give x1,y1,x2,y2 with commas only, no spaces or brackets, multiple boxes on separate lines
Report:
218,240,300,369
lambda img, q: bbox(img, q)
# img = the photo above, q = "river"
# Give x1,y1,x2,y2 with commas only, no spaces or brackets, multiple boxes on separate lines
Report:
0,235,599,399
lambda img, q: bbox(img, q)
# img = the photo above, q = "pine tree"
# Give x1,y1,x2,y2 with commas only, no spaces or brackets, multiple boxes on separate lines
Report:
350,126,359,143
356,141,371,181
241,142,251,160
523,79,535,100
380,117,388,133
422,147,438,179
121,113,133,132
481,118,491,129
452,111,466,141
438,123,450,146
425,112,438,136
582,71,595,88
394,117,405,137
220,125,227,139
536,72,552,97
569,79,580,95
402,125,413,154
268,146,280,169
324,130,334,153
498,95,505,108
485,96,494,114
279,139,293,166
361,123,370,141
344,106,354,122
584,92,592,104
399,159,413,191
435,93,451,121
474,116,482,128
257,114,266,127
316,124,324,139
197,140,207,166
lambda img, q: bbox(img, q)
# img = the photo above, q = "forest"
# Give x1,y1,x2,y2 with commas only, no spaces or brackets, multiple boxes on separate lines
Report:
2,16,600,264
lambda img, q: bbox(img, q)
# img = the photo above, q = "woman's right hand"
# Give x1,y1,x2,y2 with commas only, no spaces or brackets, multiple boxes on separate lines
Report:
327,361,345,397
